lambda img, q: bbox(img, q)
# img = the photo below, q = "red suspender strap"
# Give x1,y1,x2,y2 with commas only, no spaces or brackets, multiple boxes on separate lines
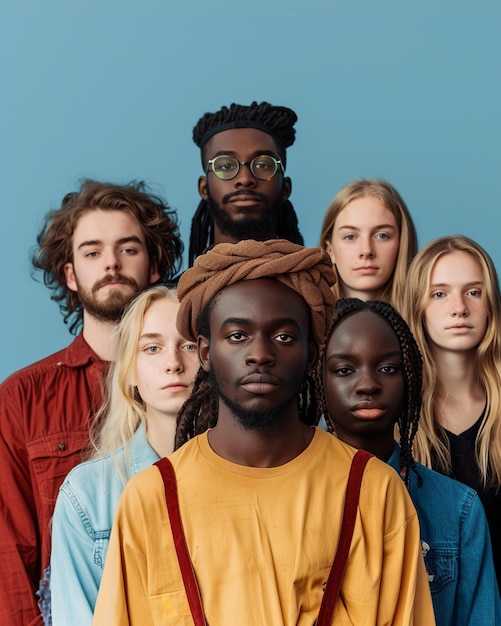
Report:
155,457,208,626
155,449,371,626
315,448,372,626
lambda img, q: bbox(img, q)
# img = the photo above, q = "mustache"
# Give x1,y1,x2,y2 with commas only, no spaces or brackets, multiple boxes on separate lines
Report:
222,190,268,203
92,274,138,292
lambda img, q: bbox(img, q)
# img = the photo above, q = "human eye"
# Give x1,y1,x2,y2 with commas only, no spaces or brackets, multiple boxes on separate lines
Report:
83,250,99,258
143,344,160,354
467,289,482,298
379,363,401,375
182,342,197,352
334,366,353,376
326,360,354,376
215,157,238,173
343,233,356,241
274,333,295,344
431,290,446,299
253,156,275,171
375,232,391,240
227,331,247,343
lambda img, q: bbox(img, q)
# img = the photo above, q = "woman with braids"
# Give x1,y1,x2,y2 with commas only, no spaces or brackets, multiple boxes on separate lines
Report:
319,178,417,310
322,297,500,625
402,235,501,590
50,286,199,625
93,239,435,626
189,100,304,266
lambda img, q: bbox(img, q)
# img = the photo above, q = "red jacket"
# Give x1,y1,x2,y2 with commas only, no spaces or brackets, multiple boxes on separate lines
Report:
0,334,108,625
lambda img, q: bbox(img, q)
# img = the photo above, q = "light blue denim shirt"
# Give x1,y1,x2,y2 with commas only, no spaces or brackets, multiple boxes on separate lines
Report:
389,443,501,626
50,424,159,626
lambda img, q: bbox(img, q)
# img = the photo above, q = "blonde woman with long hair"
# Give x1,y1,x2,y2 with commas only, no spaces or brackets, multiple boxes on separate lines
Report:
319,179,417,310
402,235,501,589
50,285,199,625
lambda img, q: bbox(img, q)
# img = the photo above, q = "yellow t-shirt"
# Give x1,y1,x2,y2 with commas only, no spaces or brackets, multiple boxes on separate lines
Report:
93,428,434,625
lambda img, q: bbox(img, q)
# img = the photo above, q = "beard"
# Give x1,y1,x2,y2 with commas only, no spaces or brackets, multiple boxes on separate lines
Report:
206,191,282,241
76,273,140,323
208,368,298,433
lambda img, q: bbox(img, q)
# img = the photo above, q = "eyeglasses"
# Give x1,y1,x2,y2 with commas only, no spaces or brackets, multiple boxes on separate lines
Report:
205,154,284,181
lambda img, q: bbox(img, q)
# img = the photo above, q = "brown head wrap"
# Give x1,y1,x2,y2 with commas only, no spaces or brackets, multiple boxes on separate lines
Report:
177,239,336,347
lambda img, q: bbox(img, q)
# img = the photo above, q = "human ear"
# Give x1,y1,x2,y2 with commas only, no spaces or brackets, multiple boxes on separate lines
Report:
324,240,335,265
282,177,292,202
149,261,161,284
198,176,209,201
198,335,211,372
64,263,78,292
307,341,318,372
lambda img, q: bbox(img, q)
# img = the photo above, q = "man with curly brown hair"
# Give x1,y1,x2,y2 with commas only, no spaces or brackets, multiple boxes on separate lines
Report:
0,179,183,626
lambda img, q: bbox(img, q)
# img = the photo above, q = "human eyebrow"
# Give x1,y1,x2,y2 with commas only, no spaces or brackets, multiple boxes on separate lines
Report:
429,282,450,290
139,332,162,341
221,317,301,330
337,223,397,232
372,224,397,232
327,350,401,361
77,235,143,250
271,317,302,331
336,225,361,232
221,317,251,328
464,281,484,290
211,150,280,159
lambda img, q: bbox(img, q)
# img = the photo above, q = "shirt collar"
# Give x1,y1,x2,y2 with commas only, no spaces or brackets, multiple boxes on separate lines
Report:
62,333,108,368
129,422,160,475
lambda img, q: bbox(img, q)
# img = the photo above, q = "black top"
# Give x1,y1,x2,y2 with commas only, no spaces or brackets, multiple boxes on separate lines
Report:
441,412,501,590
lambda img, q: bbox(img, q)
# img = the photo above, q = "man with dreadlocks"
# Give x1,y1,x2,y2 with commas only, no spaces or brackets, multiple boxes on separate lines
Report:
188,101,304,266
93,240,434,625
323,297,501,625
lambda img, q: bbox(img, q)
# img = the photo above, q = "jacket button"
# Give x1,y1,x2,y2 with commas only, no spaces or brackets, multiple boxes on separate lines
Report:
58,443,66,452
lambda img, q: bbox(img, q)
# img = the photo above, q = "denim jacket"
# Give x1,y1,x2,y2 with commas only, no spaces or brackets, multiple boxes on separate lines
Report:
50,424,159,626
389,444,501,625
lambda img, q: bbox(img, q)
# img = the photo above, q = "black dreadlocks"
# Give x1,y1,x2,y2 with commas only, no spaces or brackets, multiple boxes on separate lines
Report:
174,296,322,450
320,298,424,488
189,101,304,266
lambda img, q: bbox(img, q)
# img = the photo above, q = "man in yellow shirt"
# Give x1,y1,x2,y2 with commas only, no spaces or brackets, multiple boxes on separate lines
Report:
93,239,435,625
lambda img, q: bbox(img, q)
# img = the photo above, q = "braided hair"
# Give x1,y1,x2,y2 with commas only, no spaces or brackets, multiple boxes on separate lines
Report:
320,298,424,487
189,101,303,265
174,295,322,450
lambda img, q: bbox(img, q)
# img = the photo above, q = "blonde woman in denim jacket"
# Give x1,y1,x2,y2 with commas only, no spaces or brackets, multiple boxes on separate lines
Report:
50,286,199,625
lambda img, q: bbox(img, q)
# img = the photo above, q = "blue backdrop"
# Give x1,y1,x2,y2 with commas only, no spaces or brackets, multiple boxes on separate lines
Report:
2,0,500,381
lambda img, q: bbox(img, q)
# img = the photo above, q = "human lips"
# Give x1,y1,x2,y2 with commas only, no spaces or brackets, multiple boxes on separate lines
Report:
351,403,385,420
354,266,379,275
446,323,473,331
226,191,265,207
240,373,280,394
162,382,189,393
95,275,135,290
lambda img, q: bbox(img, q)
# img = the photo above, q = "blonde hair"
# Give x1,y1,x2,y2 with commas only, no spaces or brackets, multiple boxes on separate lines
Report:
89,285,180,481
319,179,418,309
402,235,501,489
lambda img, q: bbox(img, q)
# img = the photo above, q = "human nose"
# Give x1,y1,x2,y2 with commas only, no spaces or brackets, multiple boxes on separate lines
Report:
450,293,468,317
234,162,257,188
245,336,275,366
164,348,183,373
104,250,121,271
358,236,375,259
355,369,382,396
